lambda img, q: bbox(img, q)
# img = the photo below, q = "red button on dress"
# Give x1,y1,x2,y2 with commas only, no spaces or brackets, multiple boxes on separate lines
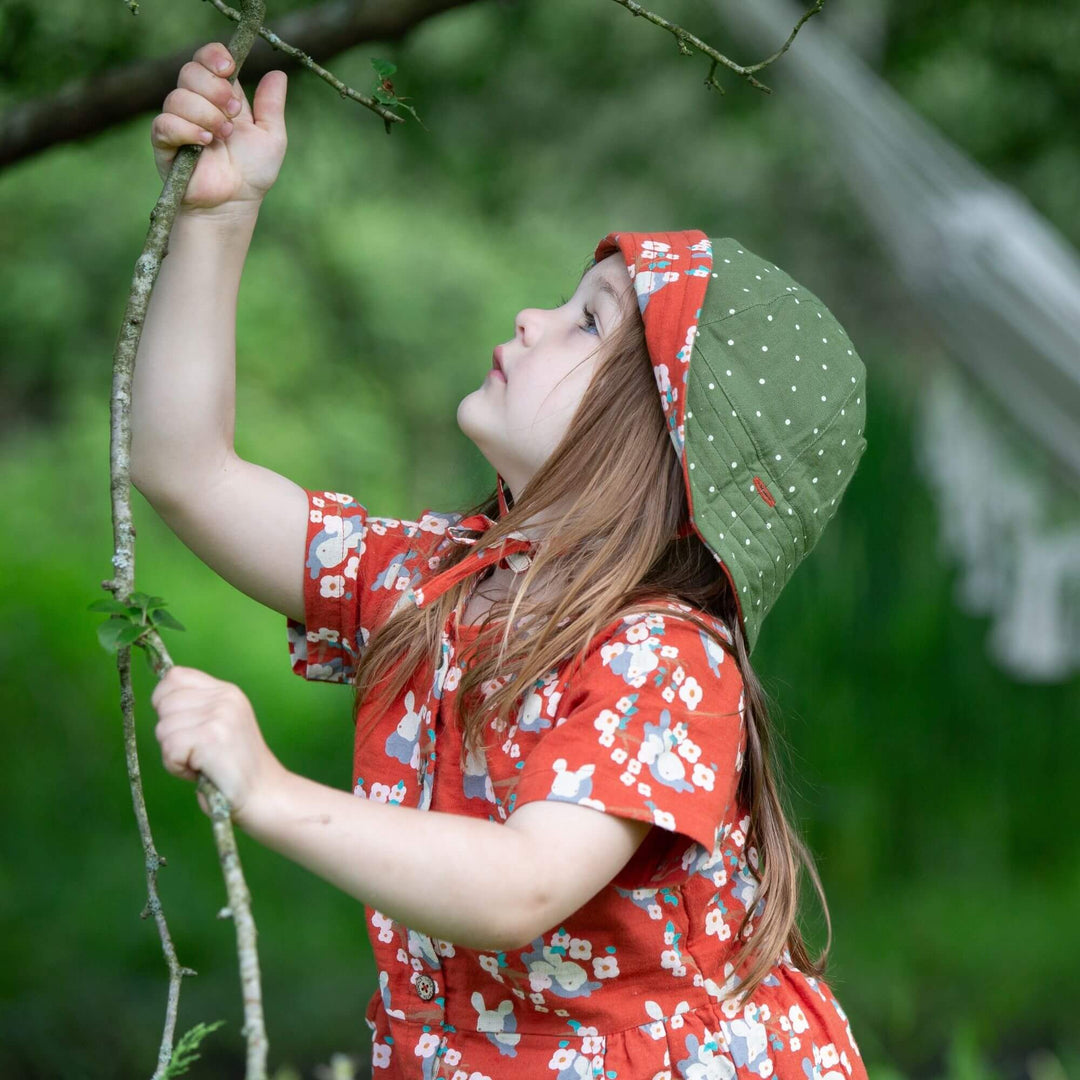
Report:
286,488,869,1080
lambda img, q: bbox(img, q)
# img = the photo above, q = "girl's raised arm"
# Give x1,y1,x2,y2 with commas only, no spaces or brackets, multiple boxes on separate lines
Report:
131,43,308,622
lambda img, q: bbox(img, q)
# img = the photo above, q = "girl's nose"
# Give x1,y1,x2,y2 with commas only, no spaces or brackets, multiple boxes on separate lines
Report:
515,307,541,346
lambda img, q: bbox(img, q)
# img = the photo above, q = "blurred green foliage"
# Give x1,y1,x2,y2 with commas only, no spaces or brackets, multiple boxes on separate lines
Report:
1,0,1078,1076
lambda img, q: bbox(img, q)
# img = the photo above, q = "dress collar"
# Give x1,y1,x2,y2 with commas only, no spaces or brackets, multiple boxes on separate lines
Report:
404,473,538,614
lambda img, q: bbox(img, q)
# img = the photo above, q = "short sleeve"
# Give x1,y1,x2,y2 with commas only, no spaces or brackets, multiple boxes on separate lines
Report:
285,488,462,683
509,610,746,890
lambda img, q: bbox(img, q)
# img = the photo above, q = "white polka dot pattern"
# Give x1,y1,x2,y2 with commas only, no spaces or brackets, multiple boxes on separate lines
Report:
590,231,868,655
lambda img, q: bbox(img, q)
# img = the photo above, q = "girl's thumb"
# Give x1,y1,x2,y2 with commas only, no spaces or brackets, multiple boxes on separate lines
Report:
252,70,287,137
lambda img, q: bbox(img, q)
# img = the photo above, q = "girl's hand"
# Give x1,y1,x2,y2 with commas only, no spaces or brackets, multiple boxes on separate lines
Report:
151,665,288,828
151,41,289,217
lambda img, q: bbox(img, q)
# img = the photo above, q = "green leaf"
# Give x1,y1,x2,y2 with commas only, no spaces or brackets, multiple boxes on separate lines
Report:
88,598,129,614
128,590,151,606
96,619,131,652
372,87,395,105
370,57,396,79
149,608,186,632
114,622,146,646
162,1019,226,1079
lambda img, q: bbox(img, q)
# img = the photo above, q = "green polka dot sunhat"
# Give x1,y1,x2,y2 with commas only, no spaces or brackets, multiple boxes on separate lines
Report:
587,230,869,655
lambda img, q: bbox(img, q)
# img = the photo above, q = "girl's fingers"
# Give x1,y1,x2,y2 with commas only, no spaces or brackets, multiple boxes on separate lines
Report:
161,85,236,142
151,112,219,151
192,41,234,80
178,55,242,122
150,665,220,709
159,732,200,781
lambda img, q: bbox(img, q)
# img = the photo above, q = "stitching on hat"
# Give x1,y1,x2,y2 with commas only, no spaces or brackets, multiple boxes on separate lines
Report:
689,345,777,487
770,376,866,489
696,294,810,331
685,391,787,623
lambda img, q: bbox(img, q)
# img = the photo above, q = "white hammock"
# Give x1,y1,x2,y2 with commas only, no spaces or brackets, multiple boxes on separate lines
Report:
713,0,1080,681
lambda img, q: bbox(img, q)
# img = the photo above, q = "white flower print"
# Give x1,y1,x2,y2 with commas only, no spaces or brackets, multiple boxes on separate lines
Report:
567,937,592,959
418,513,449,535
311,496,325,508
626,622,651,644
309,508,323,524
679,739,702,764
679,676,703,709
343,554,359,580
593,955,619,978
661,686,676,702
788,1005,809,1033
320,574,345,598
415,1030,440,1058
600,641,625,664
692,762,716,790
672,665,685,686
594,709,621,741
660,946,681,974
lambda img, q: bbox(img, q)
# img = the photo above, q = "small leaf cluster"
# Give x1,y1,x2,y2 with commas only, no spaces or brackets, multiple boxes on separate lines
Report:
370,57,426,132
89,590,186,652
161,1019,226,1079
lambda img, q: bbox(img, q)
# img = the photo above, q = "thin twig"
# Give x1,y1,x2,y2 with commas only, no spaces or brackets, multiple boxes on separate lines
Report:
103,5,270,1077
608,0,826,95
203,0,405,127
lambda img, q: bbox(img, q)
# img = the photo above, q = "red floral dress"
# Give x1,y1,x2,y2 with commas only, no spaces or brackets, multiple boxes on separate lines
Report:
286,489,868,1080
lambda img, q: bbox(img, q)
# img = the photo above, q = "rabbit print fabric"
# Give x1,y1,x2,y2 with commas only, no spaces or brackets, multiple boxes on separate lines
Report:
286,489,867,1079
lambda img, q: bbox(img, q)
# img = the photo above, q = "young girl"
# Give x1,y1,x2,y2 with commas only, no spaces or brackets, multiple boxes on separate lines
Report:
144,42,869,1080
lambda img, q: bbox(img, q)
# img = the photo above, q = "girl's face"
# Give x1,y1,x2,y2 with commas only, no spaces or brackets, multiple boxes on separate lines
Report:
457,253,632,500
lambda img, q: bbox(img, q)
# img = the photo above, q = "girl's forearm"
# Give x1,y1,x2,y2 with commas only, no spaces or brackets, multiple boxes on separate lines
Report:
130,207,259,499
240,770,540,953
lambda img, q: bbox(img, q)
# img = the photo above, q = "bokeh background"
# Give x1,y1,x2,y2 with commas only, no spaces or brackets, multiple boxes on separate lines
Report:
2,0,1078,1075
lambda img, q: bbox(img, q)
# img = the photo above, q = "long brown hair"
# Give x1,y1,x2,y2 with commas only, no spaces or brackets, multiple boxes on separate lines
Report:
351,264,832,1004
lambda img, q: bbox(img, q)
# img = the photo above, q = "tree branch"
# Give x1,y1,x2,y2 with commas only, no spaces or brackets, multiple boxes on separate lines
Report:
608,0,826,95
1,0,482,170
102,7,271,1077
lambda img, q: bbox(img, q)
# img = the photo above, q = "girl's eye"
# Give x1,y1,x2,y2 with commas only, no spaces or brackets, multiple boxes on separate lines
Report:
555,294,598,335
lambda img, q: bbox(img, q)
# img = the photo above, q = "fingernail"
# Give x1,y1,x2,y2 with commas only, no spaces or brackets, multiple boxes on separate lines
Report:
216,59,231,73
